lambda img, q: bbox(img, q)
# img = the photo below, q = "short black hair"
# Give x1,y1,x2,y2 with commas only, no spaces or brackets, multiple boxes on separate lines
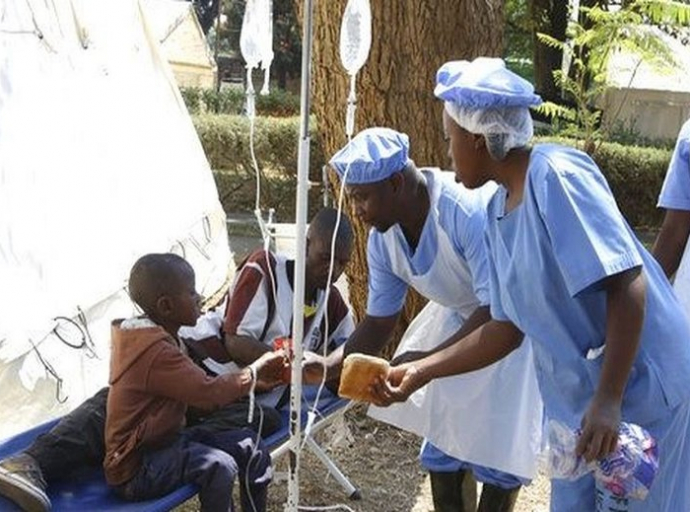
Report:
307,207,353,248
128,253,192,315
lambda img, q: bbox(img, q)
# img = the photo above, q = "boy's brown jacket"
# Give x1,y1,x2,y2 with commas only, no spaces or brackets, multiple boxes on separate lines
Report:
104,319,253,486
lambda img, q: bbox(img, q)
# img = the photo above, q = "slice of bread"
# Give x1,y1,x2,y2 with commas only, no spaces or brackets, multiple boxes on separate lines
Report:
338,353,390,402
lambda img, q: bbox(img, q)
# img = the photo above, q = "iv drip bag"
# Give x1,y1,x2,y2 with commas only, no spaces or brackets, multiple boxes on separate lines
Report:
339,0,372,76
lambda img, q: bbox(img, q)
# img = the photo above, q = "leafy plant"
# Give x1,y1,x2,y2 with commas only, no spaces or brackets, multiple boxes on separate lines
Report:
536,0,690,153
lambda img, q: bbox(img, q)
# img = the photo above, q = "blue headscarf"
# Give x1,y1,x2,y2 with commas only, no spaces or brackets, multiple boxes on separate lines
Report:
434,57,542,109
329,127,410,185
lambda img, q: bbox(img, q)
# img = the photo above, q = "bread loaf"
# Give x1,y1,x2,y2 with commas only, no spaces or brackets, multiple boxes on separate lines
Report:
338,353,390,402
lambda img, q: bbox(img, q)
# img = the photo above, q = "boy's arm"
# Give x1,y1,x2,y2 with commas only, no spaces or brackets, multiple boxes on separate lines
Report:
147,344,256,410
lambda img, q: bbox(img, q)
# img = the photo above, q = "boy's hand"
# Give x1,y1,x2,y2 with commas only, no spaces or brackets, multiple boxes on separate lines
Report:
252,350,290,388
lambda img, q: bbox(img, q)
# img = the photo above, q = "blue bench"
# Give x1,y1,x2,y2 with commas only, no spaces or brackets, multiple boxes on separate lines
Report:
0,390,356,511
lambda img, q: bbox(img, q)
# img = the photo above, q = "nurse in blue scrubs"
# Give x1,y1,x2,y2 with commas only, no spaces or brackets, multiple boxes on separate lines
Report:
376,57,690,511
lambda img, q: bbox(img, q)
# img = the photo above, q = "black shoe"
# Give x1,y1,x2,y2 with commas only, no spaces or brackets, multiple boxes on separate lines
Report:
477,483,520,512
430,470,477,512
0,453,51,512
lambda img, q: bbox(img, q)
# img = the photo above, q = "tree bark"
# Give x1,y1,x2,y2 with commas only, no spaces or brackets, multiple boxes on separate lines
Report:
531,0,568,102
296,0,504,356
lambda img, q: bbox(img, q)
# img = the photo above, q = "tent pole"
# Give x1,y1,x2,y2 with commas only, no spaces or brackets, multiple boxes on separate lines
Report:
286,0,314,510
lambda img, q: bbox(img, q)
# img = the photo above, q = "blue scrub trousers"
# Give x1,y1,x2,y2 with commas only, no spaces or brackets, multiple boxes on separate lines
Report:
420,441,529,489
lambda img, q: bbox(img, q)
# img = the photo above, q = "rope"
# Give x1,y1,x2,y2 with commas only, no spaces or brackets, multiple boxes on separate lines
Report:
29,338,68,404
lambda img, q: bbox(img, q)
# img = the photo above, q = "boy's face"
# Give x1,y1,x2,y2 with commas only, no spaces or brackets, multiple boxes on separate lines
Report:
165,265,202,328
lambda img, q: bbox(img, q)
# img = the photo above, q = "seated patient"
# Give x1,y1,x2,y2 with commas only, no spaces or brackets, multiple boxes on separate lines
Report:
0,208,354,512
104,253,286,511
223,207,356,406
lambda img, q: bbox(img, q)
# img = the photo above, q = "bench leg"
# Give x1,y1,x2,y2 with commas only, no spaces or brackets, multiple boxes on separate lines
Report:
304,437,361,500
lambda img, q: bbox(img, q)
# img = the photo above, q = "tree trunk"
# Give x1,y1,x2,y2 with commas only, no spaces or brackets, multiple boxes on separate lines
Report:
296,0,504,356
531,0,568,102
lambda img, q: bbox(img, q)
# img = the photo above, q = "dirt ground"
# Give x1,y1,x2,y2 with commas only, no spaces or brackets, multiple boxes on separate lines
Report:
176,403,550,512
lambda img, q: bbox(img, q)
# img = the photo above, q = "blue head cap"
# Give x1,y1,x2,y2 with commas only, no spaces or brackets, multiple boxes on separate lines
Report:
434,57,542,108
329,127,410,185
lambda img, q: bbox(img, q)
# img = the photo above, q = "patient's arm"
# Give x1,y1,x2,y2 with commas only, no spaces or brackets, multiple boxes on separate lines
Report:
224,333,271,367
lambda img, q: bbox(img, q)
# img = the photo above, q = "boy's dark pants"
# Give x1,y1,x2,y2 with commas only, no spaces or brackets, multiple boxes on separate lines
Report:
115,427,271,512
24,387,281,482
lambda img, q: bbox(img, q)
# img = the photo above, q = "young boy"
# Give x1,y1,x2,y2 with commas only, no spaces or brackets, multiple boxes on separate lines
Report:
105,253,286,511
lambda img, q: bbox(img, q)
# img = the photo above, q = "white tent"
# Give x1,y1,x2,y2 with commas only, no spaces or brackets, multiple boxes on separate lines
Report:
0,0,232,440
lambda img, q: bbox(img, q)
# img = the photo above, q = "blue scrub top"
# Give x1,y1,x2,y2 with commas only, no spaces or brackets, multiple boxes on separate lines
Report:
658,118,690,211
366,169,494,317
485,144,690,430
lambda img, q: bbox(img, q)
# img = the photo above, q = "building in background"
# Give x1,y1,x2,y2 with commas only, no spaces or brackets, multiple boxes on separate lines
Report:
144,0,217,89
603,27,690,141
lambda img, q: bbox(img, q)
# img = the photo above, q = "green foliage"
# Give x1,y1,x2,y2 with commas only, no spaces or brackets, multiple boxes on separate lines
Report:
193,112,671,228
194,114,325,220
535,136,672,227
180,86,300,117
536,0,690,151
192,114,323,180
505,0,533,64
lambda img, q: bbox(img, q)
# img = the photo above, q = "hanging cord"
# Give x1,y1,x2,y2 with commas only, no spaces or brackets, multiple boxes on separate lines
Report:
52,306,98,359
29,338,68,403
244,66,280,512
302,141,352,447
244,366,265,512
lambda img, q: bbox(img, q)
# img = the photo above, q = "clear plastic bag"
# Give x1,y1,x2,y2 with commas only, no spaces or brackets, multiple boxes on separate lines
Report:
339,0,372,76
339,0,371,137
546,420,659,500
239,0,263,70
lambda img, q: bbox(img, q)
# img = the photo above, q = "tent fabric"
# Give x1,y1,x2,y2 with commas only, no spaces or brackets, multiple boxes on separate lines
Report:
0,0,232,440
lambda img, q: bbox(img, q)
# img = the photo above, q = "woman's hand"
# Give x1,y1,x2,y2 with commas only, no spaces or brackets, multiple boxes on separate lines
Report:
576,395,621,462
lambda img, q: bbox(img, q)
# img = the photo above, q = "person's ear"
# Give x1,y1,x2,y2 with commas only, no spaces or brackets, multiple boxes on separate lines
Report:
389,172,404,195
474,134,487,151
156,295,174,317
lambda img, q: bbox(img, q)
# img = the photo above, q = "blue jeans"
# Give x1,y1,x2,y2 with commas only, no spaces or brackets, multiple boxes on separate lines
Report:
116,427,272,512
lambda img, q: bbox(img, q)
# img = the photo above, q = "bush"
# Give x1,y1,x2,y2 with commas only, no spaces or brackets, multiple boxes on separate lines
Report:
536,136,672,228
181,87,300,117
193,114,326,221
193,115,671,228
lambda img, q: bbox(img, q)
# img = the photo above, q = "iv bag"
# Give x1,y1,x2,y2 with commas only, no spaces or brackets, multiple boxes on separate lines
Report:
240,0,263,70
259,0,274,95
339,0,372,76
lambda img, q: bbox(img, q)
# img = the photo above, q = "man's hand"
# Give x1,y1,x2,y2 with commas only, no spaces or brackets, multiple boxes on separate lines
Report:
369,363,428,407
301,351,327,384
576,395,621,462
390,350,428,366
252,350,290,389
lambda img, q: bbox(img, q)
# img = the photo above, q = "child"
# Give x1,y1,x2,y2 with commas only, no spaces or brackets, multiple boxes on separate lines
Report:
105,253,287,511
